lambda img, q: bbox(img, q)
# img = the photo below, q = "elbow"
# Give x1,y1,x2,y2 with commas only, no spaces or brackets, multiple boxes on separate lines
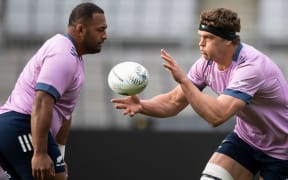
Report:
209,121,222,128
207,116,229,128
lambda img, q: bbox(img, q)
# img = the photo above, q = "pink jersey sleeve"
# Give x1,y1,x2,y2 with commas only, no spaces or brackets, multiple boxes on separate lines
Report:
36,52,77,101
226,58,265,97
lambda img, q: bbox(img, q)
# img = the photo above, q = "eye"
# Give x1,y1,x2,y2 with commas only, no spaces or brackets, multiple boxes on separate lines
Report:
206,35,213,39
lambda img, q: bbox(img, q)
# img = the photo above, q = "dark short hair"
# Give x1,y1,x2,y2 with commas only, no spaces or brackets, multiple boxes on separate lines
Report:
200,8,240,34
200,8,240,43
68,2,104,26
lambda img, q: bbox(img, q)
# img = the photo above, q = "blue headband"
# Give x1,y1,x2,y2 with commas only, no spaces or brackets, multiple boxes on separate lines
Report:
199,24,237,40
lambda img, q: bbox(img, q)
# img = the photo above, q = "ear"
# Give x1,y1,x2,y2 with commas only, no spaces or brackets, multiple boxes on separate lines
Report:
75,24,85,36
225,40,233,46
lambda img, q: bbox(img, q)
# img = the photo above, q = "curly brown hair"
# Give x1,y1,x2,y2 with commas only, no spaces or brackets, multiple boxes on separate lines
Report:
200,8,241,43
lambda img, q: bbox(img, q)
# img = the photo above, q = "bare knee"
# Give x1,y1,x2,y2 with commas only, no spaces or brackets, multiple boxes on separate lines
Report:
200,163,234,180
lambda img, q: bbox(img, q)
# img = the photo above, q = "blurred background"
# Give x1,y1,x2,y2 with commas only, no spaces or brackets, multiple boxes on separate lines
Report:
0,0,287,179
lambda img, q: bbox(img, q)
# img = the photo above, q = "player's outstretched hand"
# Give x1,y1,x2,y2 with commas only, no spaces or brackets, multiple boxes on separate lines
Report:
111,95,142,117
161,49,187,84
32,153,55,179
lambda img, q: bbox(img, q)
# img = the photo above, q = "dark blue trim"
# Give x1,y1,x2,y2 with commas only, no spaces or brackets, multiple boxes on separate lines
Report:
0,111,30,119
35,83,61,101
232,43,243,61
63,34,78,57
191,81,205,91
64,34,76,46
223,89,251,104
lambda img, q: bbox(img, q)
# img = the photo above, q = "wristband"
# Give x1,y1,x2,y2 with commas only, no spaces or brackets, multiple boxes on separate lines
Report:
58,144,66,158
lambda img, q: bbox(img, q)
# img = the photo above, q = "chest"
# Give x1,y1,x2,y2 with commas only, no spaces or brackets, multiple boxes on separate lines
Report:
61,61,85,103
204,63,235,94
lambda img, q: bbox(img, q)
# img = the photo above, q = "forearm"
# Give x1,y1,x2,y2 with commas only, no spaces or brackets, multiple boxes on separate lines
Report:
31,91,54,154
179,78,240,126
140,88,188,118
55,118,71,158
56,118,71,145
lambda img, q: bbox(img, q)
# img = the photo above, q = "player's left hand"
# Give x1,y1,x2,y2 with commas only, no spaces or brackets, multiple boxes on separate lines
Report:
111,95,142,117
161,49,188,84
31,152,55,179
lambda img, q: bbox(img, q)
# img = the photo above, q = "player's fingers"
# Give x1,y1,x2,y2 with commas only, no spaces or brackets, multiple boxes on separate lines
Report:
41,169,52,180
123,109,130,115
32,170,36,179
161,49,174,61
33,169,42,180
161,54,175,67
161,49,171,57
162,63,172,72
114,104,127,109
41,171,46,180
129,111,135,117
50,163,55,177
111,98,125,103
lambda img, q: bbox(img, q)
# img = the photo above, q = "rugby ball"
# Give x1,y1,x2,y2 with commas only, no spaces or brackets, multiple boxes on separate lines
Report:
108,61,149,96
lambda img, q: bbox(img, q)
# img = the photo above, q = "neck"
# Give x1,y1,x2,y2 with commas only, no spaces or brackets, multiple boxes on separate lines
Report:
216,44,238,71
66,28,83,56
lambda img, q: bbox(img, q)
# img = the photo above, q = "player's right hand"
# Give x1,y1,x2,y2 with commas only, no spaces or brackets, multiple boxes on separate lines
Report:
31,153,55,180
111,95,141,117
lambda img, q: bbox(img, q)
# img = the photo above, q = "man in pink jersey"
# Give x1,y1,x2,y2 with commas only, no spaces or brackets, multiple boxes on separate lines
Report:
111,8,288,179
0,2,107,180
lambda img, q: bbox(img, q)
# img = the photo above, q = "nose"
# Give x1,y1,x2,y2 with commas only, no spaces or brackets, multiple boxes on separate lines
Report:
102,31,108,40
198,38,205,47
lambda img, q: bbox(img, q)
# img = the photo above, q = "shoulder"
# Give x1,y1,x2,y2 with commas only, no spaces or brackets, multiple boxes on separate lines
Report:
42,34,79,64
41,34,74,56
33,35,82,83
236,43,266,65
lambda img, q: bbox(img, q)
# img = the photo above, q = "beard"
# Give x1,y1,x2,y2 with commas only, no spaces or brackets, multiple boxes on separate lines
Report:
83,40,102,54
82,33,103,54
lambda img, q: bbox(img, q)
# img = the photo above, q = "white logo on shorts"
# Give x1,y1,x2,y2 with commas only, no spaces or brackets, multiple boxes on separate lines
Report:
0,171,11,180
18,134,32,152
56,155,65,167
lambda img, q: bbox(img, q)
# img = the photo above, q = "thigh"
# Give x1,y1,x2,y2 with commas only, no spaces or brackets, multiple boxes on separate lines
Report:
0,111,65,179
0,112,33,180
207,152,253,180
216,132,260,175
205,132,261,179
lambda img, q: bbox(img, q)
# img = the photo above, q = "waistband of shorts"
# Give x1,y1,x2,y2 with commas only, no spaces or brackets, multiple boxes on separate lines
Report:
0,110,31,119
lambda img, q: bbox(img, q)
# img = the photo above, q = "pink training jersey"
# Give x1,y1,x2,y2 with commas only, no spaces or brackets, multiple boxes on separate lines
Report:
187,43,288,160
0,34,84,136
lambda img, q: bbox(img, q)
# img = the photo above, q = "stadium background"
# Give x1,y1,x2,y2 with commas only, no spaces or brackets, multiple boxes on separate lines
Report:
0,0,287,179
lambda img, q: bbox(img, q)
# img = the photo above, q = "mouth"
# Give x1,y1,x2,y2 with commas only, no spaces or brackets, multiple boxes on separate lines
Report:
99,40,105,46
97,42,103,48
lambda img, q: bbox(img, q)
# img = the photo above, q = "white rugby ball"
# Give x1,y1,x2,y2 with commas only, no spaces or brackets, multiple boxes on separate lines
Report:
108,61,149,96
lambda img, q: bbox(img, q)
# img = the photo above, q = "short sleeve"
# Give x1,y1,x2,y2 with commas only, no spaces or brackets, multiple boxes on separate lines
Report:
224,61,264,103
36,53,75,101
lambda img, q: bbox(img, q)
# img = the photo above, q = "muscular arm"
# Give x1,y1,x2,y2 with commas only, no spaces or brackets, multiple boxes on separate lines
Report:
31,90,55,154
140,86,189,117
161,49,246,127
179,78,245,127
31,90,56,178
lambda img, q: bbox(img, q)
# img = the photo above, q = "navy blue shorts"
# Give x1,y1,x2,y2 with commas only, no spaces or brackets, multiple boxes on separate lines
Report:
0,111,65,180
216,132,288,179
